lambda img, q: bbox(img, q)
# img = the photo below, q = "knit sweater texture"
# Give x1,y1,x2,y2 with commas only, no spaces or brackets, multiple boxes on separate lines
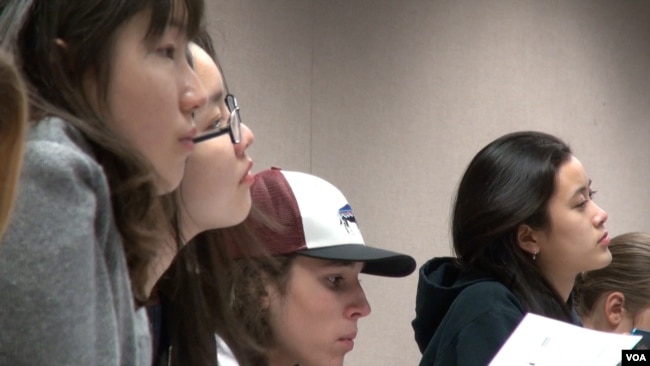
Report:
0,118,151,366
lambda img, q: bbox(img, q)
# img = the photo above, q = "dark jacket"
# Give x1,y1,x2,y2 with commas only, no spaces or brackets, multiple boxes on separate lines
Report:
412,257,526,366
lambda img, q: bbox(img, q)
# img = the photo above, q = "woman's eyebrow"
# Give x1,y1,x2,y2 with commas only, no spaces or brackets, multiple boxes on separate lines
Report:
209,90,224,105
571,179,593,199
169,19,187,34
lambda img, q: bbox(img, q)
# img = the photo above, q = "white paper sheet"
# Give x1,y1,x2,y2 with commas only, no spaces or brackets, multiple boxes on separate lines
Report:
489,313,642,366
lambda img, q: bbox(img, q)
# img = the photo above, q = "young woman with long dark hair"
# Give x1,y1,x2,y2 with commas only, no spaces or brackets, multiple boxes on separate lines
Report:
412,131,611,365
0,1,205,364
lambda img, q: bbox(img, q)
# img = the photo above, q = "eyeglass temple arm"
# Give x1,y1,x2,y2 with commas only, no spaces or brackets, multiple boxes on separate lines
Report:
192,129,229,143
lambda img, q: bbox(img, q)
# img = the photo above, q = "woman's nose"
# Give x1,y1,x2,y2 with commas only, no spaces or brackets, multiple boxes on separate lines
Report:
346,283,371,319
592,202,608,227
180,65,207,118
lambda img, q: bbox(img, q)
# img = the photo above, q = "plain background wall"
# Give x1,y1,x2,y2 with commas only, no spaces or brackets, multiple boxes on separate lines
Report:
206,1,650,364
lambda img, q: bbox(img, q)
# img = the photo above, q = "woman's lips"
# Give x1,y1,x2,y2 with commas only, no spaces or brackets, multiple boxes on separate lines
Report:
598,231,610,246
240,161,254,184
180,128,197,151
337,338,355,351
338,331,357,351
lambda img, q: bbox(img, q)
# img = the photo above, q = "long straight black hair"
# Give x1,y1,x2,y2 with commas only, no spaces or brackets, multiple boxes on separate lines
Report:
452,131,575,321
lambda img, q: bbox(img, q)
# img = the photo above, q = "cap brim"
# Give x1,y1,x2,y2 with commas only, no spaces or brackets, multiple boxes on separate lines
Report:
297,244,416,278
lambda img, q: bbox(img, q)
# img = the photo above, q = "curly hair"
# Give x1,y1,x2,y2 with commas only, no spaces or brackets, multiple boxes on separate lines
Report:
157,209,277,366
231,254,294,347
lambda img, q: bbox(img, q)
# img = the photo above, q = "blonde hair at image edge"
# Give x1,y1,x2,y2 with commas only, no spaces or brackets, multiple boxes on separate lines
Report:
575,232,650,319
0,50,27,239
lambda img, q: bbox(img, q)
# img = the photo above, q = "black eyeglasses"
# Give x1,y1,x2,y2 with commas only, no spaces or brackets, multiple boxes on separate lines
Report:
192,94,242,144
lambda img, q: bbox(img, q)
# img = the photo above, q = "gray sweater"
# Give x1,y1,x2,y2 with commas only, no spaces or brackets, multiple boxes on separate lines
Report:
0,118,151,365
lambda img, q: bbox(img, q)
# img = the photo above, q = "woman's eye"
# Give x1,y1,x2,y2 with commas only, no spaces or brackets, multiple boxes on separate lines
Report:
575,189,598,209
158,45,176,59
327,275,344,287
209,118,224,130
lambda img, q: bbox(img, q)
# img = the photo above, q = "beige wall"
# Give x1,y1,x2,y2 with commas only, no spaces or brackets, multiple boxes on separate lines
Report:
206,1,650,364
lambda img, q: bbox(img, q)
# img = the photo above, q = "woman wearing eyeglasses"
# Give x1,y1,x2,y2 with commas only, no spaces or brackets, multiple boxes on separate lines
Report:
148,31,262,366
173,45,255,239
144,40,256,299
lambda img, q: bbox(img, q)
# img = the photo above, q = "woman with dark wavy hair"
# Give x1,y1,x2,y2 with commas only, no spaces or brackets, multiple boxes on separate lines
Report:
413,131,611,366
0,0,205,364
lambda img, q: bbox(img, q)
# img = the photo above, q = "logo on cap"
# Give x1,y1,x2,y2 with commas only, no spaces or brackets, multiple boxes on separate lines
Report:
338,204,357,234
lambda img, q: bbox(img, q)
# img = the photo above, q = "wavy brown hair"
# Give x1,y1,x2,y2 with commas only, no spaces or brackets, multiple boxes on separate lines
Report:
0,49,27,239
230,253,294,365
574,232,650,318
158,209,273,366
0,0,204,303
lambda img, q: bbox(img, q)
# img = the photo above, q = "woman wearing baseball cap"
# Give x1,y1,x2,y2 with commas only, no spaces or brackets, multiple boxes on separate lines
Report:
226,167,416,366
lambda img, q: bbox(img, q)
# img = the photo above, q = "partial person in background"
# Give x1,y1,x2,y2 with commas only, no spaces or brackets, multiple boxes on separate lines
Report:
0,49,27,239
575,232,650,333
151,32,260,366
412,131,611,366
227,168,417,366
0,1,205,364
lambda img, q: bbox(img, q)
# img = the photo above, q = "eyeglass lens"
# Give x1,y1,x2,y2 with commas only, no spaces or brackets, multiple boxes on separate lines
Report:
226,94,242,144
192,94,242,144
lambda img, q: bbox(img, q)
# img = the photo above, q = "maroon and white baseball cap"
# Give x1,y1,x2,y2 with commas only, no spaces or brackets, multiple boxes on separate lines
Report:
248,167,416,278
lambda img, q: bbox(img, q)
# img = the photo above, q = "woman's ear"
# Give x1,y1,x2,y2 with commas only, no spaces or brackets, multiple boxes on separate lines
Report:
261,276,275,310
516,224,540,257
260,289,271,310
604,291,626,329
52,38,71,68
